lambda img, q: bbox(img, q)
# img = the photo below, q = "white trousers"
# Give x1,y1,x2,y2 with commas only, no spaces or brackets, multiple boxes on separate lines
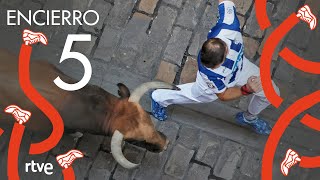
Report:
152,57,280,115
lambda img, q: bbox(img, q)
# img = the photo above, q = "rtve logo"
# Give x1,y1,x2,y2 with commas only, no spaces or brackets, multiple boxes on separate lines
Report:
25,160,54,175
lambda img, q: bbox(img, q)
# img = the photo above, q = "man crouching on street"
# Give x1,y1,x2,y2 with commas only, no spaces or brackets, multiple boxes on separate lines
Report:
151,0,280,135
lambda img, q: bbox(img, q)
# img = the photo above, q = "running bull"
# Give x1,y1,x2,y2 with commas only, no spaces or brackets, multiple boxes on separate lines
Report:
0,49,179,169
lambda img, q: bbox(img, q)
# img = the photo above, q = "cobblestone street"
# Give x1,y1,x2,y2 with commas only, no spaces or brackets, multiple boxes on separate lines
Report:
0,0,320,179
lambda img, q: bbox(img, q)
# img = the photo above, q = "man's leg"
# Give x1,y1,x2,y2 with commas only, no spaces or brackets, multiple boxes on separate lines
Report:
151,75,218,120
235,57,280,134
152,83,217,107
236,57,280,115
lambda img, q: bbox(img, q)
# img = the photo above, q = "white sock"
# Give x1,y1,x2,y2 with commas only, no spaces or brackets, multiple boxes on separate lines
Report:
244,111,258,121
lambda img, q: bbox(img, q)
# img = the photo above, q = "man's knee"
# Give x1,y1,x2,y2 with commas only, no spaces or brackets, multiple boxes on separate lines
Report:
255,80,280,97
151,89,162,102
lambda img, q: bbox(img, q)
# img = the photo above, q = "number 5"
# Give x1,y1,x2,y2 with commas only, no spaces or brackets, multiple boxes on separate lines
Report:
54,34,92,91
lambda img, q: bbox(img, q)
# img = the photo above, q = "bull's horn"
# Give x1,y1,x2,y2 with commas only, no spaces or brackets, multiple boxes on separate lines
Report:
111,130,139,169
129,81,180,103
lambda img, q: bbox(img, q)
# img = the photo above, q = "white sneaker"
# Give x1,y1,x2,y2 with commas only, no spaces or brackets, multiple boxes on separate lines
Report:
280,149,301,176
296,5,317,30
22,29,48,46
4,105,32,125
56,149,84,169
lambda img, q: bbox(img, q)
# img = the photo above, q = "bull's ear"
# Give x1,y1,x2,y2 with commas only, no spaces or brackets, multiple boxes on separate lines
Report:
117,83,130,99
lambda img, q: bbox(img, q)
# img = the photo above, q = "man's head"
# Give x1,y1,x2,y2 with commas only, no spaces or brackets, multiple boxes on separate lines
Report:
200,38,227,69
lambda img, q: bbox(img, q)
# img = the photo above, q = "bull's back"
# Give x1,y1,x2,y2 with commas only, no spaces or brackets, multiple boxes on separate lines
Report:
0,49,72,133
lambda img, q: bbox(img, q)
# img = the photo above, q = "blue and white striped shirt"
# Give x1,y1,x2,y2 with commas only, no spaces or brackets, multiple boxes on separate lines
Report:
197,1,244,93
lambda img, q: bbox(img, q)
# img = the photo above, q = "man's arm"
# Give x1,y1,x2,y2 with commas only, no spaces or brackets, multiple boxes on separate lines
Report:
216,87,242,101
217,0,237,25
207,0,240,39
216,76,262,101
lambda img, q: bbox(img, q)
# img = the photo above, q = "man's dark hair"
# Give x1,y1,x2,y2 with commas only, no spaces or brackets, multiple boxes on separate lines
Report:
200,38,227,68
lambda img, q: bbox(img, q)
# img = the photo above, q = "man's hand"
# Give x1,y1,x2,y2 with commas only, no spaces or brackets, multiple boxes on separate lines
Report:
246,76,262,93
